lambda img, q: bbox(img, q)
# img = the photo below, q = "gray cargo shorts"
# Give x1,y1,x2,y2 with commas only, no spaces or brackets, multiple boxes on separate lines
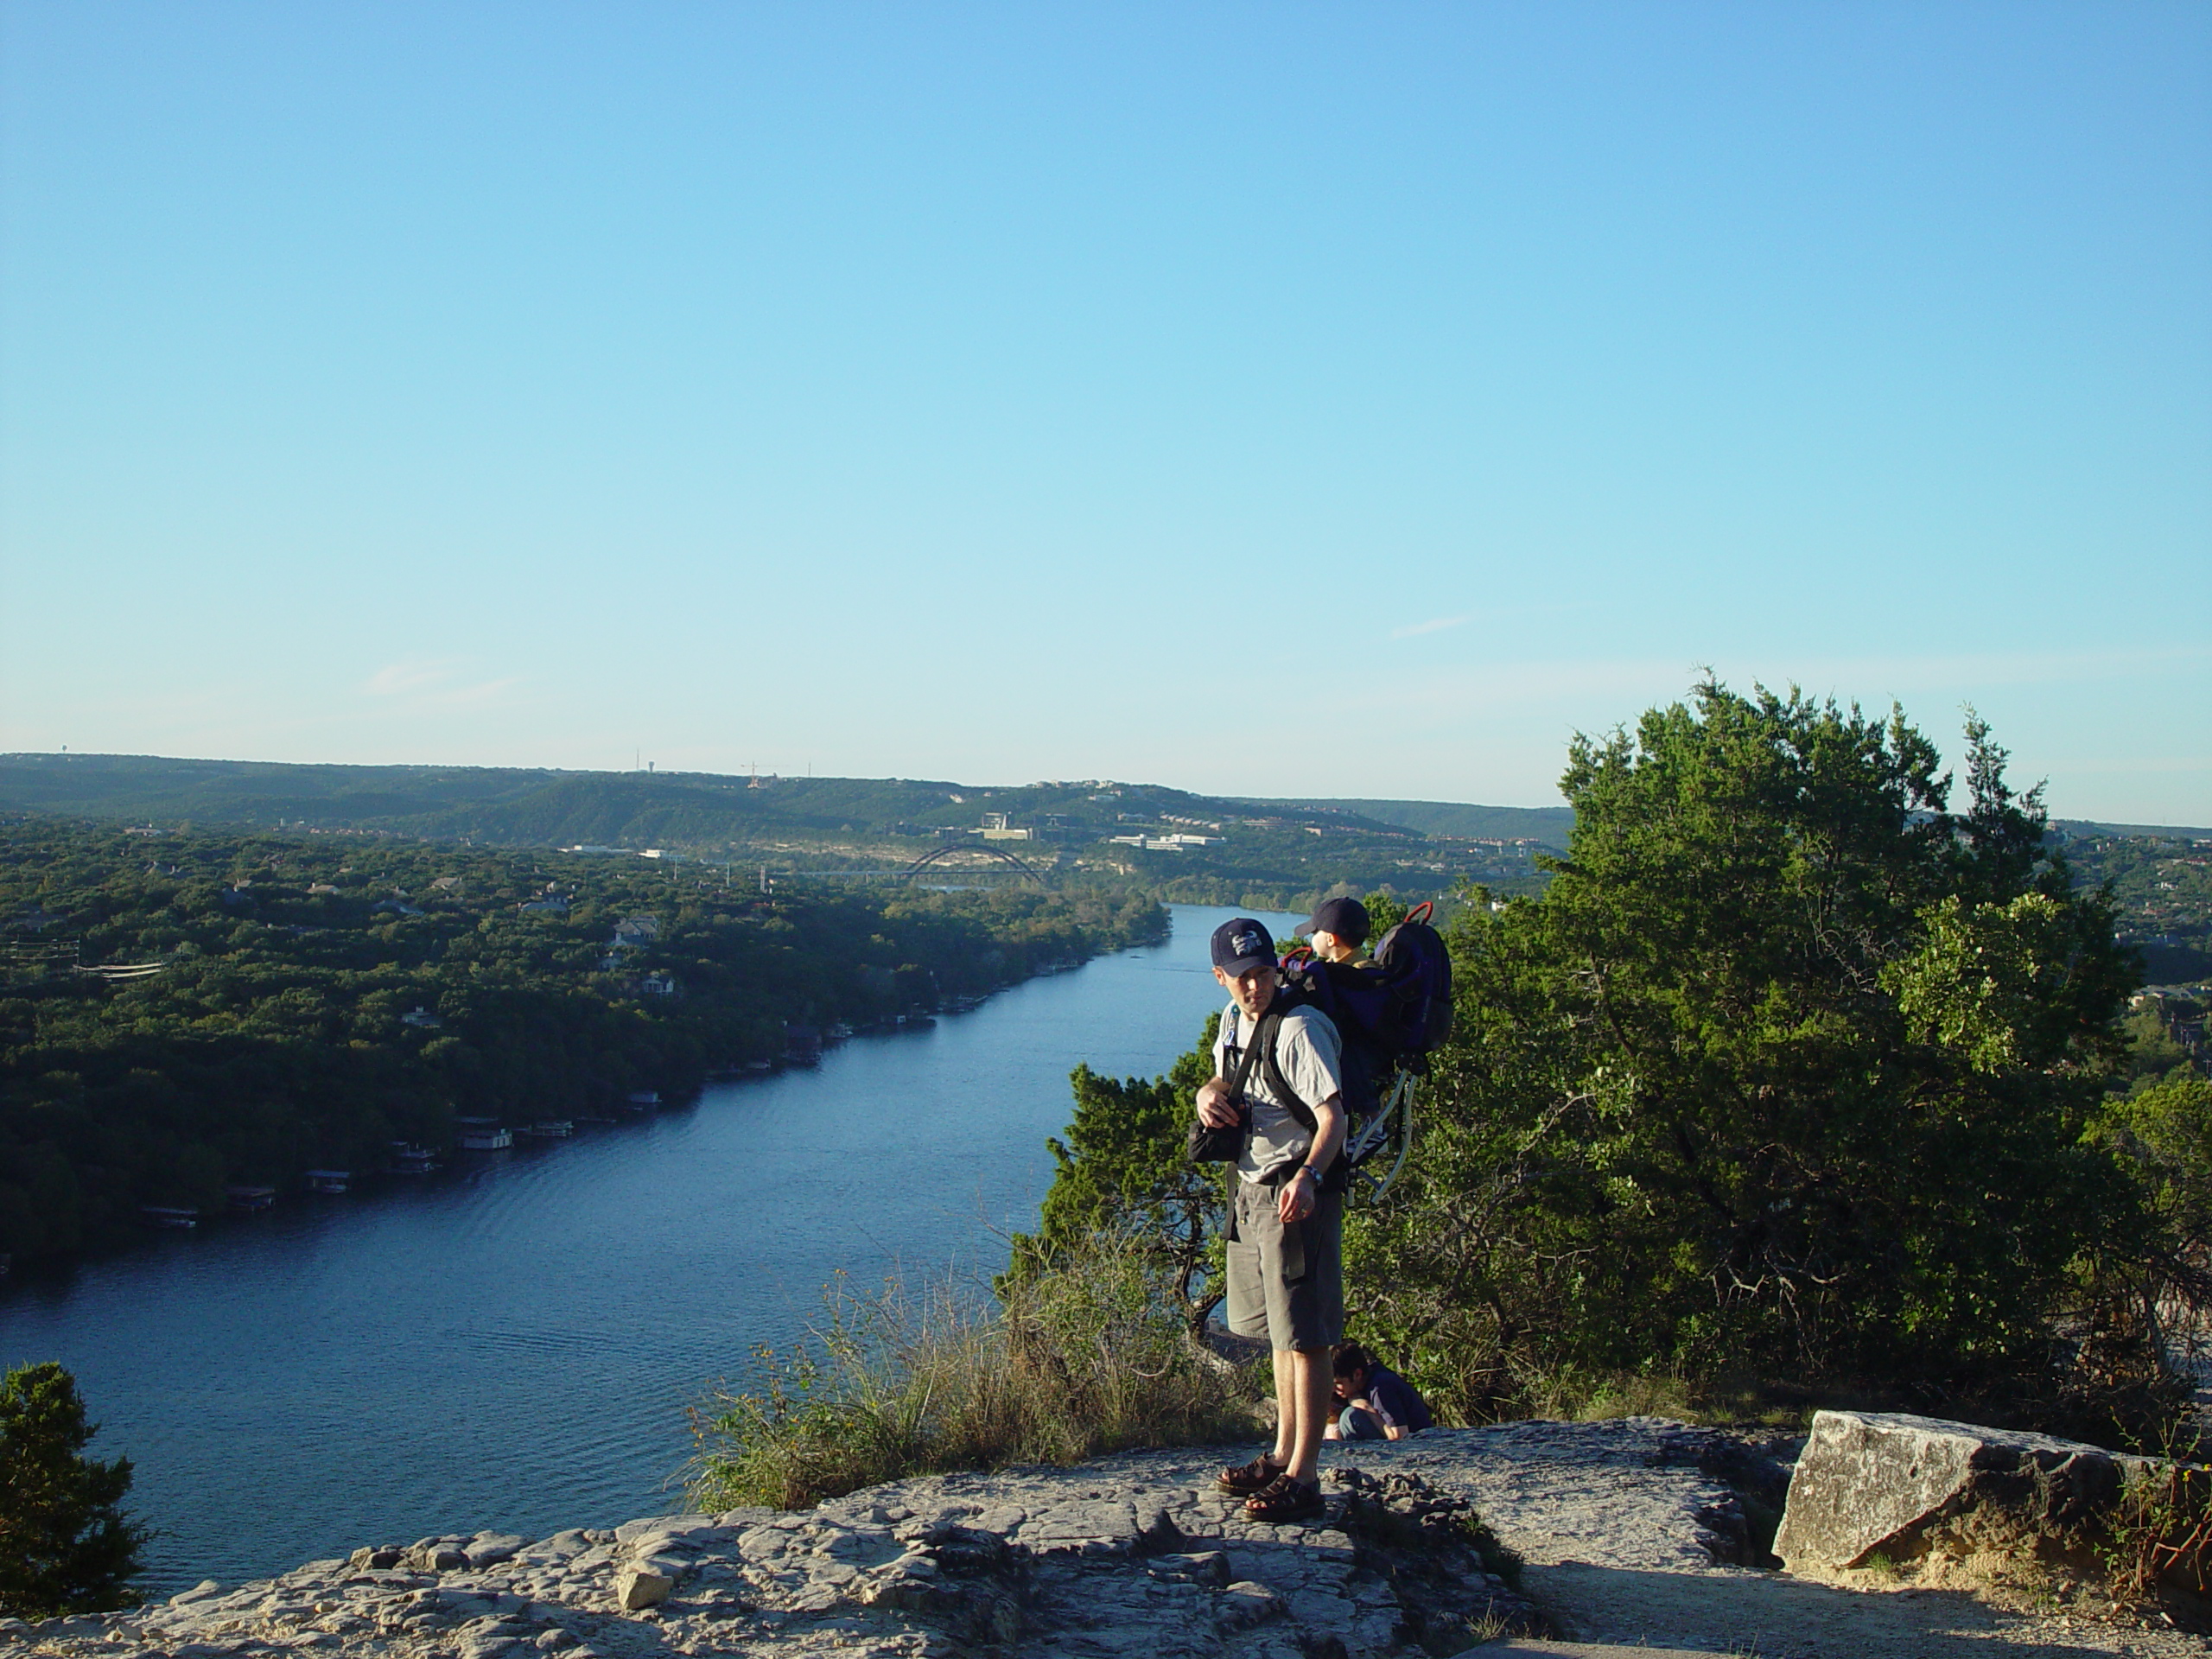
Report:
1224,1176,1344,1353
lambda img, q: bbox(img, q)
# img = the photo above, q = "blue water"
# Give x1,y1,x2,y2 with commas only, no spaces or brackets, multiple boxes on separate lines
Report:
0,905,1294,1592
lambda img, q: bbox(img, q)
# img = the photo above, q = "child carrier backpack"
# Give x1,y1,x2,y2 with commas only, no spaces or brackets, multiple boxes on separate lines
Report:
1369,901,1454,1064
1279,901,1454,1069
1271,900,1456,1201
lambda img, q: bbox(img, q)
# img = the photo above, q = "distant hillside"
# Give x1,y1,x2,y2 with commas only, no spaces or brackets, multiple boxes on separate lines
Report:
0,755,1574,846
0,753,1560,908
2054,818,2212,842
7,756,2186,855
0,753,1078,842
1267,798,1575,844
8,754,2202,931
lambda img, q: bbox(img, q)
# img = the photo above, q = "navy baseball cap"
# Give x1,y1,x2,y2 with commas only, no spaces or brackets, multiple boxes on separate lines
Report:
1305,895,1371,947
1211,917,1276,976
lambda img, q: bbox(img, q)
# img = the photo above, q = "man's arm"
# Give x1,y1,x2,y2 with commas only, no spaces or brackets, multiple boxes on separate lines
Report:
1280,1090,1344,1224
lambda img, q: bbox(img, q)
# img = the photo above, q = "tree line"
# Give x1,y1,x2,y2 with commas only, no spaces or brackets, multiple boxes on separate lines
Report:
0,822,1164,1260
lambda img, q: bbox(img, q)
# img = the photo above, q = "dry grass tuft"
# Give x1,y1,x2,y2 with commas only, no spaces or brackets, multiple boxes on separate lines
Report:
686,1238,1261,1512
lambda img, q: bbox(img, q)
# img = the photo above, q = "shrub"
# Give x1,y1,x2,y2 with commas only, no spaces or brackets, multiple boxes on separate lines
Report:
1001,1026,1227,1344
2099,1460,2212,1613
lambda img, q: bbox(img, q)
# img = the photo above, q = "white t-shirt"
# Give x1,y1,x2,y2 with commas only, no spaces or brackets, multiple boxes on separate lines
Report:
1214,1001,1344,1185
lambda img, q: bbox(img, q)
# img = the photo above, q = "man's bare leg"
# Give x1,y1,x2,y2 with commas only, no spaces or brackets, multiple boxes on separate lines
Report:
1270,1347,1296,1467
1284,1347,1332,1484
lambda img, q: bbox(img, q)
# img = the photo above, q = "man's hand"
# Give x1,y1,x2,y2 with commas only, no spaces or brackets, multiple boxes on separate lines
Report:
1279,1166,1317,1224
1196,1077,1241,1129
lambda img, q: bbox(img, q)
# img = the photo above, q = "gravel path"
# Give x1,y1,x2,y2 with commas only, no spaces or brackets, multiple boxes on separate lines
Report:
3,1417,2202,1658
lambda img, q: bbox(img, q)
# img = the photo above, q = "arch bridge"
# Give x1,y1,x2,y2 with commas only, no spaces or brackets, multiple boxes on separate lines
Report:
896,843,1049,887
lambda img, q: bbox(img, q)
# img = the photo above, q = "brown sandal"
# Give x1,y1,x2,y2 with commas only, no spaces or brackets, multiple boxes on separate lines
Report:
1244,1474,1324,1522
1216,1452,1286,1496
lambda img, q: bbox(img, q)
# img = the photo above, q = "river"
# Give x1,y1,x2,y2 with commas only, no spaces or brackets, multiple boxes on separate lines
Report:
0,904,1295,1594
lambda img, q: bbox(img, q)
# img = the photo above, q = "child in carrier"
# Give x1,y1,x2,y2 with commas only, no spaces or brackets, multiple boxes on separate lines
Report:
1294,897,1382,1130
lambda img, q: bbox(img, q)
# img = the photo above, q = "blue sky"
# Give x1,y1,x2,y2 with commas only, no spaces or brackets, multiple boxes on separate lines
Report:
2,3,2205,822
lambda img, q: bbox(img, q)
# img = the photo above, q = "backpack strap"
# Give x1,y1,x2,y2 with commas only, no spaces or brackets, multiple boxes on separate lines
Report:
1259,1026,1316,1135
1234,1007,1321,1128
1259,1012,1358,1193
1223,1005,1277,1109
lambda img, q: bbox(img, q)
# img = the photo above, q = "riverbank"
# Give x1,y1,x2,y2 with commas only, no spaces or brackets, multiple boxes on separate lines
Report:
0,817,1166,1262
24,1421,2204,1659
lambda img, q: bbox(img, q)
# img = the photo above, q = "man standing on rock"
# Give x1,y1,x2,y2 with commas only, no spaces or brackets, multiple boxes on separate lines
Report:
1193,916,1347,1523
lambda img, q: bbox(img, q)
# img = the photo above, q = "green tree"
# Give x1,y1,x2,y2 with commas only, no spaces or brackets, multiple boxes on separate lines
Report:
1355,683,2142,1418
2100,1067,2212,1259
0,1363,148,1618
2119,1007,2193,1080
1004,1015,1226,1341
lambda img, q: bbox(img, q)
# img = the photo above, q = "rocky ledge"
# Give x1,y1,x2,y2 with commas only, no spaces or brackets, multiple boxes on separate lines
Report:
0,1421,1779,1659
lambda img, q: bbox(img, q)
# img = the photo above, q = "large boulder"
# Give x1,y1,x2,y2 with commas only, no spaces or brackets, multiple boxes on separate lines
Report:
1773,1408,2133,1574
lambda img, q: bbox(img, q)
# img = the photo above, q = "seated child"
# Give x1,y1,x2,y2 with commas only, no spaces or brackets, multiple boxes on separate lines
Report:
1325,1342,1432,1441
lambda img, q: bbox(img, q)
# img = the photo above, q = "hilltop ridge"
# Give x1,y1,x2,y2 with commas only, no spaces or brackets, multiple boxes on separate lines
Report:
0,754,1566,908
0,754,1571,847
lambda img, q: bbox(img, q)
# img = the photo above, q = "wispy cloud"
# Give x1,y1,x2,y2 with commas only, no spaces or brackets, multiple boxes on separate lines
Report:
1390,614,1471,639
365,660,460,697
363,660,522,708
440,676,522,706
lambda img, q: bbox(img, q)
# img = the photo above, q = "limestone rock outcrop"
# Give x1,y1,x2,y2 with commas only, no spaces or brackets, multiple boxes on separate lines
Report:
0,1447,1548,1659
1773,1408,2137,1574
0,1420,1796,1657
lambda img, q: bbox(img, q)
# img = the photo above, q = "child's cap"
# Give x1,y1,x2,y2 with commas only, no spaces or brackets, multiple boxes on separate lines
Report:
1305,896,1370,948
